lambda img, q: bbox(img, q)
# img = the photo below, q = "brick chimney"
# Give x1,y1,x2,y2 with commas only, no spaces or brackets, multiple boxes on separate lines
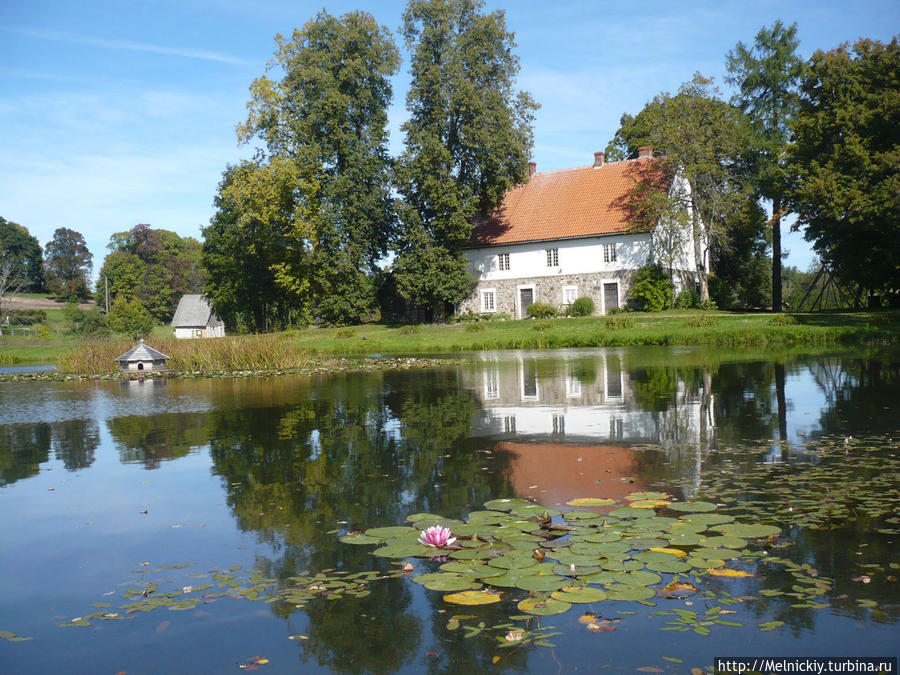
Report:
637,146,653,159
528,161,537,178
592,151,605,168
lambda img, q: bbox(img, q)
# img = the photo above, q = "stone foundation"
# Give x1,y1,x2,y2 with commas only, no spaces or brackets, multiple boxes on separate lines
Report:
458,270,638,317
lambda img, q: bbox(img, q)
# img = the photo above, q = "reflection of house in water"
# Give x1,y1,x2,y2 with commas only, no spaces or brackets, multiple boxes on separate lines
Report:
467,352,713,449
464,352,716,500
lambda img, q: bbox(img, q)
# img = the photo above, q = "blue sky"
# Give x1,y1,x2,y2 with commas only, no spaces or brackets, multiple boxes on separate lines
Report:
2,0,897,282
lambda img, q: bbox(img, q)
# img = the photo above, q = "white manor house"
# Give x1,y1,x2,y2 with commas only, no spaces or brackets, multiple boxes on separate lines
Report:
457,148,703,317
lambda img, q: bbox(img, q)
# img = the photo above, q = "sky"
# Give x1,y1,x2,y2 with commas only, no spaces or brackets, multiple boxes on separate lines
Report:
1,0,897,283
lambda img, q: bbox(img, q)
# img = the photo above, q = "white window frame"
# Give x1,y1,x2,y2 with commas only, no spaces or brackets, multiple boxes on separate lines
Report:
480,288,497,313
498,252,510,271
562,285,578,307
546,248,559,267
483,368,500,399
603,243,617,263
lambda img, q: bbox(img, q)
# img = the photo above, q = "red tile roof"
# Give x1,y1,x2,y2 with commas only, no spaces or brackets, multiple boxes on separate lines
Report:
470,157,669,247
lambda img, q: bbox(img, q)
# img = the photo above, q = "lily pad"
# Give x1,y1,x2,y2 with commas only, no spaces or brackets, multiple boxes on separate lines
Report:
644,559,692,574
372,542,431,558
567,497,616,507
518,596,572,616
444,590,502,606
625,491,671,501
563,510,605,522
681,513,734,526
667,502,718,513
610,507,656,519
484,498,531,512
340,533,382,545
551,587,608,603
516,575,570,592
604,584,655,601
710,524,781,539
365,526,417,539
630,499,671,509
612,570,662,586
416,574,482,592
489,554,540,570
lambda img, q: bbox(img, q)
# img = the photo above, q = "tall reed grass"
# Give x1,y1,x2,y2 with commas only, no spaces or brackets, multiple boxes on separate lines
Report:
56,335,313,374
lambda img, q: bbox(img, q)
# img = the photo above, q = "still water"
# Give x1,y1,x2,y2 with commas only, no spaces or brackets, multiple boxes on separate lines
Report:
1,348,897,673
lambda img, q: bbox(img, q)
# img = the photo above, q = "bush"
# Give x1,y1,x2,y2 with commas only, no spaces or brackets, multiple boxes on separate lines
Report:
697,298,718,311
708,275,737,310
630,265,673,312
570,296,595,317
3,309,47,325
335,327,356,338
527,302,557,319
399,324,421,335
769,313,799,326
532,320,552,332
674,288,698,309
605,314,634,330
464,322,485,333
685,315,719,328
36,323,52,339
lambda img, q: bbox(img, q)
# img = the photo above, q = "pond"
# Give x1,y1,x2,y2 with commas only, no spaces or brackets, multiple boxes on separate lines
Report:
1,347,898,673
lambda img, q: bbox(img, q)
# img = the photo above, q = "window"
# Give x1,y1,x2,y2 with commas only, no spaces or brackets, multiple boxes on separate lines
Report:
192,329,202,338
484,369,500,399
562,285,578,307
498,253,510,271
480,289,496,312
603,243,617,263
546,248,559,267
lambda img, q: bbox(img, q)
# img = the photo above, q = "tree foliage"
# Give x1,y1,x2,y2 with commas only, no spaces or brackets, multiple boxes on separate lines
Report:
0,217,44,291
96,224,204,321
630,264,674,312
43,227,92,300
709,198,772,308
787,37,900,297
726,20,804,311
231,10,400,326
393,0,537,317
107,297,153,340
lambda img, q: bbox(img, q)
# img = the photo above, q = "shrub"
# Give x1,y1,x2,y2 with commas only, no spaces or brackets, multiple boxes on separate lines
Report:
532,320,552,332
697,298,718,311
464,322,485,333
399,324,421,335
605,314,634,330
335,327,356,338
527,302,557,319
769,313,798,326
606,306,627,315
674,288,698,309
3,309,47,325
36,323,52,339
685,315,719,328
570,296,595,317
708,275,737,310
630,265,673,312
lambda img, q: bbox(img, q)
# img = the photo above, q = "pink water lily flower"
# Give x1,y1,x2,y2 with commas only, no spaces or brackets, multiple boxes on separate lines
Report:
418,525,456,548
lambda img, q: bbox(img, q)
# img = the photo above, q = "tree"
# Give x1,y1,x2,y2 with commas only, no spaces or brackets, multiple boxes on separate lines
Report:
726,20,804,312
0,217,44,291
43,228,92,300
107,298,153,340
235,10,400,325
710,198,772,308
393,0,537,319
608,75,746,302
96,224,204,321
787,37,900,300
0,253,25,334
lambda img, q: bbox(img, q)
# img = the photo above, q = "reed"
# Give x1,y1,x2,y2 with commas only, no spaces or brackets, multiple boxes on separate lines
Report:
56,334,313,374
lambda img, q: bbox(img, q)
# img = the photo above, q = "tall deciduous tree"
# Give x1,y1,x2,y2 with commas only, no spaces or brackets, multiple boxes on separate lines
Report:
787,37,900,301
43,228,92,300
394,0,537,318
235,10,400,325
608,75,745,302
0,217,44,291
726,20,804,312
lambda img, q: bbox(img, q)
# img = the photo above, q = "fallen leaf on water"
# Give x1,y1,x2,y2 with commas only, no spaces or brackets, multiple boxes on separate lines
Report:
578,613,597,625
492,656,501,664
649,547,687,558
637,667,663,673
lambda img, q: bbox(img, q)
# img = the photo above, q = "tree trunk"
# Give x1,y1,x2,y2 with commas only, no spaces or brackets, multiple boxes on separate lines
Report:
691,206,709,302
772,196,782,312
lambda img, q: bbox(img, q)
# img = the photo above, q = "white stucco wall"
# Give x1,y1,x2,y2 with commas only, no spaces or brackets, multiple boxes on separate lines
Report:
465,232,652,281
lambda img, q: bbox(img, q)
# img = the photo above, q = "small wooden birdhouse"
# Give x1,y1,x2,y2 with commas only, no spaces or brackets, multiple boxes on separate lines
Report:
114,339,170,372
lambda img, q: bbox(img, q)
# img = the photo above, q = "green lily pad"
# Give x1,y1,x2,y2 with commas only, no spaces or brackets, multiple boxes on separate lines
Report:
466,510,511,525
644,559,692,574
365,526,417,539
612,570,662,586
664,532,705,546
581,531,623,543
697,536,747,550
412,517,463,530
372,542,431,558
489,554,540,570
484,498,531,512
667,502,718,512
511,504,561,519
439,561,494,576
681,513,734,526
711,523,781,539
628,538,669,550
625,491,671,501
563,510,605,522
551,586,608,603
567,497,616,506
421,575,482,592
518,596,572,616
687,557,724,569
340,533,382,545
609,507,655,519
553,564,604,577
604,584,655,601
517,575,570,592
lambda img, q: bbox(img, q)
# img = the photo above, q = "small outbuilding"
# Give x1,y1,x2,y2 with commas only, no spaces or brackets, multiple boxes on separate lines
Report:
115,340,170,372
171,295,225,339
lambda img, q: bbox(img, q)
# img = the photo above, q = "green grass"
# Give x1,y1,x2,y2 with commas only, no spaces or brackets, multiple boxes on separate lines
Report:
2,309,897,373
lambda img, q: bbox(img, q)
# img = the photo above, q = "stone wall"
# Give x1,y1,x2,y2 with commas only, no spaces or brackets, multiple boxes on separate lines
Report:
458,270,637,317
